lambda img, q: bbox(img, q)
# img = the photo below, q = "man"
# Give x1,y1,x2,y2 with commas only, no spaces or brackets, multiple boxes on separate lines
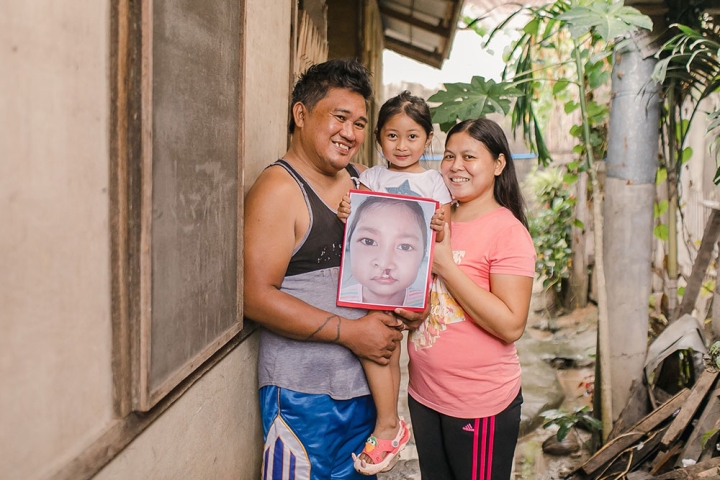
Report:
245,59,414,479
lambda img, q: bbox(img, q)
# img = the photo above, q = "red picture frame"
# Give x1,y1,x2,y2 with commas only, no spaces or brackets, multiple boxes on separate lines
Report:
337,190,438,312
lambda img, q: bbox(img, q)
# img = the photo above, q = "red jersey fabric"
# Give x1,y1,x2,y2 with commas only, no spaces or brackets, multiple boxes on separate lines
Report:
408,206,536,418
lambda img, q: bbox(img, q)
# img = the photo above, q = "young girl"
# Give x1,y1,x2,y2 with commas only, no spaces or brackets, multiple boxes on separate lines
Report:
338,91,452,475
408,118,536,479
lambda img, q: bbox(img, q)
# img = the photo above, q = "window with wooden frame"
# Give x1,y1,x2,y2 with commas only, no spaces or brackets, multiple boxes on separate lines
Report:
50,1,246,477
111,0,245,415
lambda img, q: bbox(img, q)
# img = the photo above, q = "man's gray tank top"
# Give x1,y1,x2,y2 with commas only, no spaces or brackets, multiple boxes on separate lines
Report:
257,159,370,400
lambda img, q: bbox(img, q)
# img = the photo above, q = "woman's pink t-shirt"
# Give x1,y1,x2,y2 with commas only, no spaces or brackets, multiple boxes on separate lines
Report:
408,207,536,419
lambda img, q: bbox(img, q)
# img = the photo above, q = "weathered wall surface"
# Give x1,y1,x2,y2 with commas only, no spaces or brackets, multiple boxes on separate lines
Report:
97,0,292,476
1,0,291,477
243,0,294,192
95,336,261,480
0,2,115,478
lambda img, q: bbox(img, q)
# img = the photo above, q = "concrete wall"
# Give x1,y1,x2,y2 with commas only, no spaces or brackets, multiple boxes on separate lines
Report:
95,336,261,480
1,2,115,478
1,0,291,478
244,0,294,192
96,0,292,477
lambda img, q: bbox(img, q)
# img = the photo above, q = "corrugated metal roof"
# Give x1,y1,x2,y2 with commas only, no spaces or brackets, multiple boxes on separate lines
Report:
378,0,465,68
381,0,705,68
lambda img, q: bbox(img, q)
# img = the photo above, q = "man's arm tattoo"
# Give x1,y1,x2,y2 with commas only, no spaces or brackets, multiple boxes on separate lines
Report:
305,314,341,342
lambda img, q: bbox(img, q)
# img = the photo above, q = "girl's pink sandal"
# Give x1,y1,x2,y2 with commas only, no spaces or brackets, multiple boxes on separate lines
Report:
351,418,411,476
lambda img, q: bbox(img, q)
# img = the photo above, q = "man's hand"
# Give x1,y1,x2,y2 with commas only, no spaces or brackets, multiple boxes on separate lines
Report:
343,311,403,365
394,304,429,331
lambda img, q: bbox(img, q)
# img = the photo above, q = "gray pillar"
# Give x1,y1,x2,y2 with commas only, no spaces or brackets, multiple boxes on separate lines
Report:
604,38,659,419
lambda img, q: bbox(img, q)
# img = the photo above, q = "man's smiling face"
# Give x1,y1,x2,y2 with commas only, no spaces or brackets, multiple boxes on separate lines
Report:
296,87,368,174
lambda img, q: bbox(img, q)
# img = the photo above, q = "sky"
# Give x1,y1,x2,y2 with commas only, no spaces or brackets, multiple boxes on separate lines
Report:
380,7,534,157
381,24,534,157
383,29,510,89
379,0,536,92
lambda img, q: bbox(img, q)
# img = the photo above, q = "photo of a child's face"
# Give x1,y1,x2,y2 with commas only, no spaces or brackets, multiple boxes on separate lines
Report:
348,199,426,305
338,192,436,312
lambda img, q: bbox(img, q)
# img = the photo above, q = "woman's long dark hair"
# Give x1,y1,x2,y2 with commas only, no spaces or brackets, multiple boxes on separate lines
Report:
446,118,528,228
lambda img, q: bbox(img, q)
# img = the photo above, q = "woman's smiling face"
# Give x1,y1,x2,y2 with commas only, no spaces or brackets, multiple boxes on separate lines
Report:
349,201,425,304
441,131,505,205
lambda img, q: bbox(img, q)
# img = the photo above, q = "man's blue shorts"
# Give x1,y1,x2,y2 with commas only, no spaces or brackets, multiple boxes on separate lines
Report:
259,385,377,480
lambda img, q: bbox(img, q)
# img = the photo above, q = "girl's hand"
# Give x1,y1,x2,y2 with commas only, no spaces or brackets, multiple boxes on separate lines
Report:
429,208,445,233
431,203,451,243
337,195,352,223
395,304,429,331
432,223,454,276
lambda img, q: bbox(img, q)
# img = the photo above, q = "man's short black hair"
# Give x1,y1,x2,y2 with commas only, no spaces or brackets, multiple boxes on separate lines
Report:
288,58,373,134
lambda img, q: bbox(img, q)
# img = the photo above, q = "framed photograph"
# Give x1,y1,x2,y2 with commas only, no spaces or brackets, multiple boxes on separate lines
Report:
337,190,438,312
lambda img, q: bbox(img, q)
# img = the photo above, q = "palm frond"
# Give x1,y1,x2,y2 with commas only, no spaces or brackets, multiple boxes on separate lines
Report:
654,23,720,104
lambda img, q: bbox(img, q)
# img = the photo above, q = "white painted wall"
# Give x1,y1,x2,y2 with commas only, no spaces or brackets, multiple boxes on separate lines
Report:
1,0,292,477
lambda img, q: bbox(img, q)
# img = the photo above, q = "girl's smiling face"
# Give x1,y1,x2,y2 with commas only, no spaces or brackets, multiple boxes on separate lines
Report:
349,201,425,305
378,112,431,173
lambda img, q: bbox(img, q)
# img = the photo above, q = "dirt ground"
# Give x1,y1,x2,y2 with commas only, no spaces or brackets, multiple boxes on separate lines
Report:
514,304,599,479
379,301,601,480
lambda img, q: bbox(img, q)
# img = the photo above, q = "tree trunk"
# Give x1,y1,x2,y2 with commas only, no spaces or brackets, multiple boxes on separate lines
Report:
712,241,720,337
570,171,589,309
603,39,659,430
574,41,613,442
673,208,720,320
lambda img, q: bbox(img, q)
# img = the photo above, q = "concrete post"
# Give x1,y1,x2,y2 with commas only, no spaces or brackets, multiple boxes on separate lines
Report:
604,38,659,419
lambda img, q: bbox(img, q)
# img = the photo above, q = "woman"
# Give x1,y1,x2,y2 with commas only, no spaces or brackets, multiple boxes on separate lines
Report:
407,118,536,479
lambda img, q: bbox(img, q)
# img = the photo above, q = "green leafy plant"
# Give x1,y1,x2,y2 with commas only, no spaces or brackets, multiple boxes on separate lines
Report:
709,109,720,166
706,340,720,370
654,168,670,242
542,406,603,453
652,20,720,316
526,167,578,298
653,22,720,175
701,427,719,450
428,77,521,133
460,14,489,38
